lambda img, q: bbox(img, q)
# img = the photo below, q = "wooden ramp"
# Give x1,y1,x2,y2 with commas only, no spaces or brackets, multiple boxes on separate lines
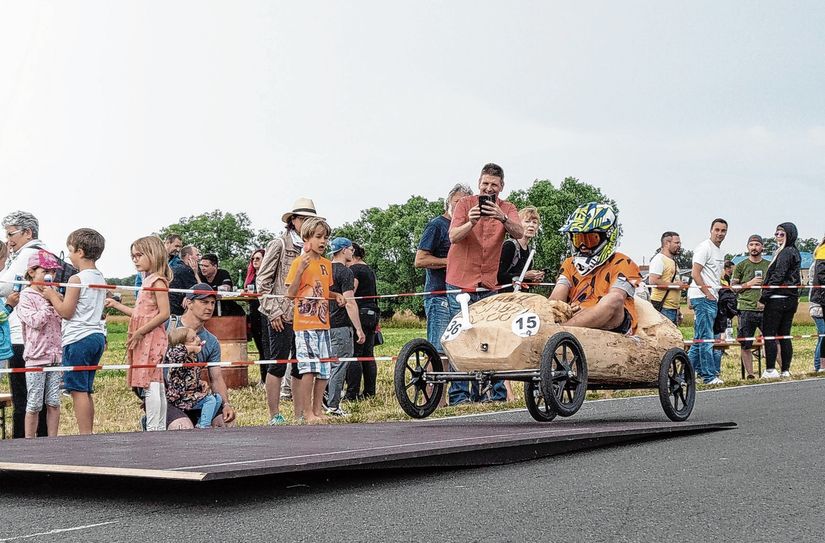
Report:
0,420,735,482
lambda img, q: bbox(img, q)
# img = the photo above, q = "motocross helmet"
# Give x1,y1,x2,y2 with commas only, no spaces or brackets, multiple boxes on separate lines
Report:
559,202,620,276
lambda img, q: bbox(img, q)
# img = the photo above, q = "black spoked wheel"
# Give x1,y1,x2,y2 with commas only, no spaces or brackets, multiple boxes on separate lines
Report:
539,332,588,417
524,379,557,422
394,338,445,419
658,348,695,422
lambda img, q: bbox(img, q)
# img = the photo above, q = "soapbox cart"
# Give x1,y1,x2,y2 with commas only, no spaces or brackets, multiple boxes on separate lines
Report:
393,292,696,422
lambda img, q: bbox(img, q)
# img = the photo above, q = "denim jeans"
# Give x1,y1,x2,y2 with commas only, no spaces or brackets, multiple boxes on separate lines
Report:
424,296,452,354
325,327,354,409
688,297,717,383
660,308,678,325
194,393,222,428
445,284,507,403
813,316,825,371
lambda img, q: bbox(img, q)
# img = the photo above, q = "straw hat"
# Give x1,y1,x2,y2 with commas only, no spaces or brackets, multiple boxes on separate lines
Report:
281,197,323,224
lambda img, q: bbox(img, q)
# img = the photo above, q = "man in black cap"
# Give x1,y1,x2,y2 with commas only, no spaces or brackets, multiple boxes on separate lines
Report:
166,283,236,429
731,235,770,379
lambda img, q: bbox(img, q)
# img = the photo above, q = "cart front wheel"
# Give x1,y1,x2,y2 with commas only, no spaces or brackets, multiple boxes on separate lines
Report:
524,379,557,422
658,348,695,422
394,338,444,419
539,332,588,417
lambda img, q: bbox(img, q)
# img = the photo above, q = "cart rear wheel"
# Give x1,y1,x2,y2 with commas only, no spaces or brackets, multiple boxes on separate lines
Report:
658,348,695,422
394,338,444,419
524,380,557,422
539,332,588,417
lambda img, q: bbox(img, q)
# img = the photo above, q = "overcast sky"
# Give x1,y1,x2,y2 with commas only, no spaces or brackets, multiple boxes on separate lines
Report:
1,1,823,277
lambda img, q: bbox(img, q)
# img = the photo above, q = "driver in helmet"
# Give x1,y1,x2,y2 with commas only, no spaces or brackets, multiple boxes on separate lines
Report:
549,202,642,335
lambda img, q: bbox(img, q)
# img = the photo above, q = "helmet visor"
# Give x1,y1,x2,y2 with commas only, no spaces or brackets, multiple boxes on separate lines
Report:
571,232,603,250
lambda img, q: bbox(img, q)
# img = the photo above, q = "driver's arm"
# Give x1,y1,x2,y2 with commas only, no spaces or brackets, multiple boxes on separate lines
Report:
549,281,570,302
565,288,627,329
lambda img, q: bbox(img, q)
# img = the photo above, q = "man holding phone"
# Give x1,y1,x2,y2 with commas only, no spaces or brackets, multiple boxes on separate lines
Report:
445,163,523,404
731,234,770,379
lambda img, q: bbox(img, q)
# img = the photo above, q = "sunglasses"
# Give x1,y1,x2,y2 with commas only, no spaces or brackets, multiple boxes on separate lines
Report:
774,231,786,237
571,232,603,250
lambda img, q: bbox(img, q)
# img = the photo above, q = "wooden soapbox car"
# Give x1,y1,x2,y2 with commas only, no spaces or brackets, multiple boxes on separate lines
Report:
393,292,696,422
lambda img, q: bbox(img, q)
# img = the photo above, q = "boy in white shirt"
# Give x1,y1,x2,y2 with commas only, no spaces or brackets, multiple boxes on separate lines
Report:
43,228,107,435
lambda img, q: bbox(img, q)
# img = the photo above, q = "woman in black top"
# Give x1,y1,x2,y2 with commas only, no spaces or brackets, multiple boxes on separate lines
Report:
760,222,801,377
344,243,380,400
497,206,545,291
244,249,266,383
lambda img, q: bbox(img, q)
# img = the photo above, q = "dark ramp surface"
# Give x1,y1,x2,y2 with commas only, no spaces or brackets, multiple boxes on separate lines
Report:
0,419,734,481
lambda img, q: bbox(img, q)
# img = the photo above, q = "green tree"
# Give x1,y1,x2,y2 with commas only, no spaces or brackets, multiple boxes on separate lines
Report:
335,196,444,315
673,250,693,271
798,237,819,253
158,210,275,286
507,177,618,278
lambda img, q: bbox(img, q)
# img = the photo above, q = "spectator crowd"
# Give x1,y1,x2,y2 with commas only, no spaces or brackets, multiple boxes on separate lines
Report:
1,163,823,439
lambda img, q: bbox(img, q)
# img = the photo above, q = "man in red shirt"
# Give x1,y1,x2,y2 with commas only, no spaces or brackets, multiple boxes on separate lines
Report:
445,163,523,403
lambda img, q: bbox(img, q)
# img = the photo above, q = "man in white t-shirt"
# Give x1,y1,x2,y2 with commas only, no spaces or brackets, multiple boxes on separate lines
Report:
687,218,728,385
649,231,688,324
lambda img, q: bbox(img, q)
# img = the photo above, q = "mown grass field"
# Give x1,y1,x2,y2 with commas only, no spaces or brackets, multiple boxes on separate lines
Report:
1,311,822,436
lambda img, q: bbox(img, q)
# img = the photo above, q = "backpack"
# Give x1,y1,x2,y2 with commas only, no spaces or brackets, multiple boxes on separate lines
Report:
31,243,79,293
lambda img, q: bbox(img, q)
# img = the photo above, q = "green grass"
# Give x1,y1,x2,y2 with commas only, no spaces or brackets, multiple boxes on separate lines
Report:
1,320,822,435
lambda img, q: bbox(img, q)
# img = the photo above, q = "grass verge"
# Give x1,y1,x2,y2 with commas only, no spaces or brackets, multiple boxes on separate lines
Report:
0,322,821,435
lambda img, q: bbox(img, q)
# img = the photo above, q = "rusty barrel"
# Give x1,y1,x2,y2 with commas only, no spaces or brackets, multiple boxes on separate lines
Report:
203,315,250,389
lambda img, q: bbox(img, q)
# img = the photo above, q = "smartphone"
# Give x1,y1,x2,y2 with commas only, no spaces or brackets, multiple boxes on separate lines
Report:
13,275,23,293
754,270,763,278
478,194,495,216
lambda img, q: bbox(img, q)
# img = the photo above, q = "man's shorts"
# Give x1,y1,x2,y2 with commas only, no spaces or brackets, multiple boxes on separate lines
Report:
25,364,61,412
737,310,763,349
167,398,225,428
609,309,633,336
62,333,106,394
294,329,331,380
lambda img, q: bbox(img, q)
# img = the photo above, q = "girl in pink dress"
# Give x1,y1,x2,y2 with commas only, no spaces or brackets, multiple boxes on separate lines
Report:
106,236,172,431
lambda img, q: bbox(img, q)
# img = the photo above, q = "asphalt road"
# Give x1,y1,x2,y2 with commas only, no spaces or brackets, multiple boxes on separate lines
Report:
1,379,823,542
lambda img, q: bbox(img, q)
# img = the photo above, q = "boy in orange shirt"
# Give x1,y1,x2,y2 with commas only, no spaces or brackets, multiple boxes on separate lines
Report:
285,217,345,423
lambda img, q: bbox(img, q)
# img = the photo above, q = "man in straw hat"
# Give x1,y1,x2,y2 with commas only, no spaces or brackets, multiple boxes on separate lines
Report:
256,198,323,424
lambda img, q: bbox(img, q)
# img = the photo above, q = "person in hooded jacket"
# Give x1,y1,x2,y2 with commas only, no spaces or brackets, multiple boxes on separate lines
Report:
809,237,825,372
759,222,801,378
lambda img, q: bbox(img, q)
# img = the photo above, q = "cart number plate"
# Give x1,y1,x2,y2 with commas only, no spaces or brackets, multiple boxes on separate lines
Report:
512,312,540,337
441,317,464,343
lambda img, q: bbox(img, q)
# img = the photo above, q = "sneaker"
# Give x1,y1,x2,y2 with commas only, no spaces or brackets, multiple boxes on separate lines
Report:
705,377,725,385
818,369,825,373
761,369,780,379
268,413,287,426
780,371,791,378
324,406,349,417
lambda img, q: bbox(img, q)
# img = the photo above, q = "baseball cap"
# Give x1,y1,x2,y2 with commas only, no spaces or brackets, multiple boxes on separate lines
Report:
185,283,217,300
27,250,61,271
329,237,352,255
748,234,764,245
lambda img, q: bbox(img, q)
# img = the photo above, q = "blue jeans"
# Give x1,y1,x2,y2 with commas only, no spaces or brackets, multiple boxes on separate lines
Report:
424,296,452,354
688,297,717,383
661,308,678,325
445,284,507,403
194,393,222,428
814,316,825,371
325,327,354,409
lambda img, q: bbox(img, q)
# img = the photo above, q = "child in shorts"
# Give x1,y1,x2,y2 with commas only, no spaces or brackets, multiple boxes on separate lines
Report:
285,217,345,423
165,326,222,429
17,250,64,438
43,228,107,435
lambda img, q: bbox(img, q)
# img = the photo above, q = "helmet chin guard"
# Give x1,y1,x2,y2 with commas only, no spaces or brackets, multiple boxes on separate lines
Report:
560,202,620,276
